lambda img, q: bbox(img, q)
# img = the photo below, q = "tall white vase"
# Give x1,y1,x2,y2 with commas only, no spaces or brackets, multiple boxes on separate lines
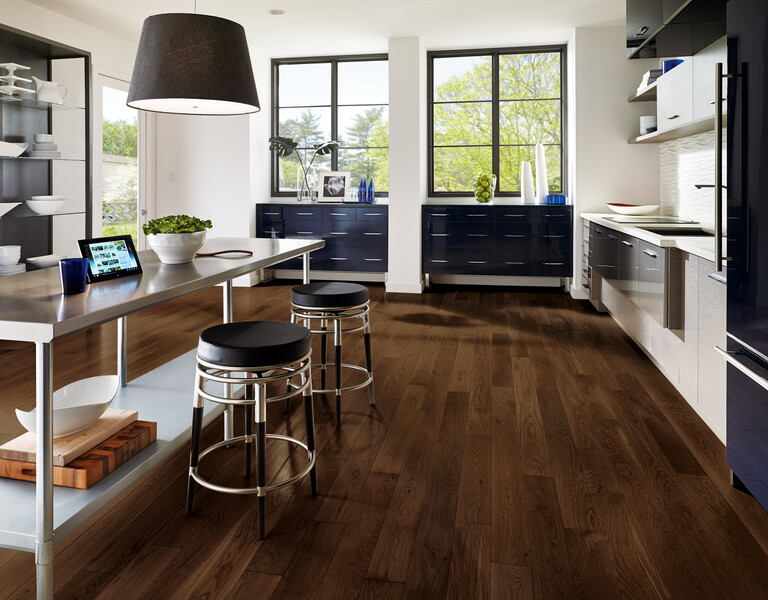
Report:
520,161,535,203
535,143,549,204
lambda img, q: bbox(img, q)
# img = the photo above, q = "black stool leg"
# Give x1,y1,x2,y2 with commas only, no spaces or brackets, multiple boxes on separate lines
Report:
364,317,375,405
256,383,267,539
303,389,317,495
245,384,254,477
320,319,327,391
334,319,342,426
186,404,204,515
285,314,296,411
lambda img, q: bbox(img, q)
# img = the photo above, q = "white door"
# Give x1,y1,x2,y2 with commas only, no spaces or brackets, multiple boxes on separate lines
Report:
93,70,154,249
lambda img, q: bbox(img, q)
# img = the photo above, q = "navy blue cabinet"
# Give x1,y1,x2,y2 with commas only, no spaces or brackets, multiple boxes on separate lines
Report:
423,205,573,277
256,203,388,272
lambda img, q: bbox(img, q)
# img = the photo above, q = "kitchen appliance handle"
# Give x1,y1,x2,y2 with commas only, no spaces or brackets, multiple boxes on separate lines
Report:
715,347,768,393
715,62,724,272
642,249,657,258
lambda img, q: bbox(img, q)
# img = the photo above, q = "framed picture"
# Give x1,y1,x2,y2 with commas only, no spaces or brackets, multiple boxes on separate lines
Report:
317,171,351,202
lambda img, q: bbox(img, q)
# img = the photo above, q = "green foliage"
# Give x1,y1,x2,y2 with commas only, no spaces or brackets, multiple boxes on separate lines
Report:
103,119,137,157
103,165,137,205
270,132,340,195
142,215,212,235
102,222,137,244
433,52,562,193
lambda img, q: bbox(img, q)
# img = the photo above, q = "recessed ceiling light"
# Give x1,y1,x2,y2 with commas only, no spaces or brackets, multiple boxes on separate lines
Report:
268,9,286,15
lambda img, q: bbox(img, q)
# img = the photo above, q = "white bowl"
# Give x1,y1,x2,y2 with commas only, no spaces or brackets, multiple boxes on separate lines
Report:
0,140,26,157
147,231,207,264
34,133,54,143
0,246,20,266
26,198,67,215
27,253,67,268
0,203,21,219
15,375,120,438
606,203,660,215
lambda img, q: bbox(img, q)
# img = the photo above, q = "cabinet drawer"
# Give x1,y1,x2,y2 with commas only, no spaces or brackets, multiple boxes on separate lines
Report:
457,207,494,221
536,223,572,251
357,207,388,220
323,220,387,241
532,256,572,277
323,206,356,220
260,225,283,238
496,208,532,222
286,206,323,220
657,59,693,133
259,206,284,223
285,220,322,238
533,207,572,223
424,206,457,221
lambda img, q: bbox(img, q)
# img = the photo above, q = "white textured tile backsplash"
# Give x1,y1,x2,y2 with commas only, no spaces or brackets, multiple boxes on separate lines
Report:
659,130,725,228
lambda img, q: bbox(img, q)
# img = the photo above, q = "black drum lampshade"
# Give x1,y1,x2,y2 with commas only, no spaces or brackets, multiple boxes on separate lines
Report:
127,13,260,115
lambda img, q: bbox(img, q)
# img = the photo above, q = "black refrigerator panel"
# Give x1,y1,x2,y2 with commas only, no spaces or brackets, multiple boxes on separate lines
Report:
726,0,768,359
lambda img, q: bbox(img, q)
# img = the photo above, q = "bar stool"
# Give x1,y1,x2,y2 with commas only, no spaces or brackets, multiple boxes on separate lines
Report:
290,282,374,425
187,320,316,539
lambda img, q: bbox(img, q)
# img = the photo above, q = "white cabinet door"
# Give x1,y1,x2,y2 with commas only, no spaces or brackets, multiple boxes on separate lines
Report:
656,59,693,133
692,37,727,122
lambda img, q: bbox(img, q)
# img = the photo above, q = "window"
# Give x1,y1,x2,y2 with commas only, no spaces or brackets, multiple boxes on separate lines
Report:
428,46,566,197
271,55,389,196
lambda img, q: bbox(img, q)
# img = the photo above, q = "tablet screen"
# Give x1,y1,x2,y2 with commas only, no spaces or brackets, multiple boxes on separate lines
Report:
78,235,143,283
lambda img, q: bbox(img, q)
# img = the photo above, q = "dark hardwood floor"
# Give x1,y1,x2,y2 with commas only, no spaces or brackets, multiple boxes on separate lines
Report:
1,281,768,599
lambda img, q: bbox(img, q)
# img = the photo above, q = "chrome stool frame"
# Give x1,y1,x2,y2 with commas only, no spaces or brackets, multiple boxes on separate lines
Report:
187,351,316,539
290,300,374,425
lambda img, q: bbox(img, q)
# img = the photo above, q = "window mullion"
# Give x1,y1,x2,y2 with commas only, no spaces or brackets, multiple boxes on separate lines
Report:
492,53,500,193
331,60,338,171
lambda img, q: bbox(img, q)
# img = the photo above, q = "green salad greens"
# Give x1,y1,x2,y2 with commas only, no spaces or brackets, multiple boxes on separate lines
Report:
142,215,213,235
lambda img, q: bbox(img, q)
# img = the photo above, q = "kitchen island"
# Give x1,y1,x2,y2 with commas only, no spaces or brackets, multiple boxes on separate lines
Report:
0,236,324,600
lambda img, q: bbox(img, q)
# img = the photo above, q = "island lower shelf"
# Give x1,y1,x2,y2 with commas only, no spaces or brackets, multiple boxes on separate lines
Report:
0,349,226,552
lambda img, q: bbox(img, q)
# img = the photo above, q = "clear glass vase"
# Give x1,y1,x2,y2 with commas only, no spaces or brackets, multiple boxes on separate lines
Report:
296,165,317,203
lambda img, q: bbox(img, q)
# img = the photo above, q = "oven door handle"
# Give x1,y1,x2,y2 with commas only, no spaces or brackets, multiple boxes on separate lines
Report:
715,346,768,393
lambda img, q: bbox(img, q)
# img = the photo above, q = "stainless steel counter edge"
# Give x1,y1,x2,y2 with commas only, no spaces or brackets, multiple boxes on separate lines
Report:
0,237,324,343
580,213,720,263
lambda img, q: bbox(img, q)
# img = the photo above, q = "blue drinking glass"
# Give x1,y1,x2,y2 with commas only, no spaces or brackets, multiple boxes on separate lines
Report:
59,258,89,294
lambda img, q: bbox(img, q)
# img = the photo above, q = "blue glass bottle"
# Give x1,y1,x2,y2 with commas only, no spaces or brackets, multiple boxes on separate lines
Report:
367,177,375,203
359,177,366,203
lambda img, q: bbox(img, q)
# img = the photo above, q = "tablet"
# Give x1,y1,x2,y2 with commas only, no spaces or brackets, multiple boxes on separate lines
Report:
78,235,143,283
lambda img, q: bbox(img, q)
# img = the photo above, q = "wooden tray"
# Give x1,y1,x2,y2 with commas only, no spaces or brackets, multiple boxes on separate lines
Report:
0,421,157,489
0,408,138,466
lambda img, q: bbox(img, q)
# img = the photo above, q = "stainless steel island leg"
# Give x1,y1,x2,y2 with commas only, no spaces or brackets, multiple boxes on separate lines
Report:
303,253,310,284
35,342,54,600
222,280,234,441
118,317,127,387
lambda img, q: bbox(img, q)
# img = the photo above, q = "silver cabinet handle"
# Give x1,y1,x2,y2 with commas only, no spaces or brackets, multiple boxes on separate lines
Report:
504,213,525,217
430,233,449,237
466,213,488,217
544,262,565,266
296,231,315,235
714,62,730,273
543,234,565,238
296,212,315,215
621,240,634,246
430,259,449,263
330,257,348,261
467,261,487,264
504,234,526,238
606,234,616,239
430,213,449,217
715,347,768,393
330,232,347,235
330,212,349,216
642,249,657,257
364,258,382,261
505,261,526,265
543,213,565,217
264,212,280,216
596,264,615,268
364,232,383,236
466,233,488,237
364,212,383,216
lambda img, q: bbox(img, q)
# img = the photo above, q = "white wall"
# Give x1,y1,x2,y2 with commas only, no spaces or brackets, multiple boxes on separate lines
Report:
569,26,659,298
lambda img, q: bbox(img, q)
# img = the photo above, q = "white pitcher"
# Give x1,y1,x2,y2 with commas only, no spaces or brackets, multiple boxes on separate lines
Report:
31,76,67,104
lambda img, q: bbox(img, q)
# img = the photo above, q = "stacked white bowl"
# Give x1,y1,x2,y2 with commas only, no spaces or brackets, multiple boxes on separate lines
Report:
0,245,25,276
29,133,60,158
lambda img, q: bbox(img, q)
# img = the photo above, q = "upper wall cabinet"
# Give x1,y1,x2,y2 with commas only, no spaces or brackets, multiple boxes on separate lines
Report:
627,0,725,59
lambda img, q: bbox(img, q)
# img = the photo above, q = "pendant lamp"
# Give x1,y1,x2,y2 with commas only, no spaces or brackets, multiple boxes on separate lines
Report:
127,13,260,115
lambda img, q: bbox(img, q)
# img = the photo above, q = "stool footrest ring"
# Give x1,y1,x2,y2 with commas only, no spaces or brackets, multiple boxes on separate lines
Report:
311,362,373,394
190,434,315,497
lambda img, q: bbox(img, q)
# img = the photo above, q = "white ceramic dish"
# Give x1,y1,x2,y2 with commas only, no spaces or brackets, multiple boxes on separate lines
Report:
34,133,54,143
0,140,26,157
0,245,21,266
606,203,660,215
0,264,25,276
15,375,120,438
147,230,207,264
0,203,20,219
26,198,67,215
27,253,67,268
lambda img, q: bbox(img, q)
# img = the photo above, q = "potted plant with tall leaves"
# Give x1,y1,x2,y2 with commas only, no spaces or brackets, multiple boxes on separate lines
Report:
269,136,339,202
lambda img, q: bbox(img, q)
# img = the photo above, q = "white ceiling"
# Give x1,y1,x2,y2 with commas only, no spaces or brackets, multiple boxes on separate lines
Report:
26,0,624,55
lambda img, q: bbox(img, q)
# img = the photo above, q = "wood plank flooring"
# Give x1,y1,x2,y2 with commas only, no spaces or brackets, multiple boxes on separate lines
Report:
1,282,768,599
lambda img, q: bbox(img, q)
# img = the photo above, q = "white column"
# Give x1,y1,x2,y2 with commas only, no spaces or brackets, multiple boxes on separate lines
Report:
386,36,426,294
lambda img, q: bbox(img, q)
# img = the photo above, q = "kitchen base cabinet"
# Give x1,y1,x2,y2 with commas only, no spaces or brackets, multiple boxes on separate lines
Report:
423,205,573,279
256,204,388,275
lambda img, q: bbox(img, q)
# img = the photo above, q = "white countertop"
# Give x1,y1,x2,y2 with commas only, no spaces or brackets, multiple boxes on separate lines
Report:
580,213,720,263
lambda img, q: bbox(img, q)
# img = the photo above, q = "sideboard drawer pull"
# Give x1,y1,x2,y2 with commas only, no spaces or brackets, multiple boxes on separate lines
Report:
466,233,488,237
330,257,348,261
430,233,450,237
542,234,565,238
430,259,449,263
544,262,565,266
364,232,383,236
505,261,526,265
504,234,526,238
296,231,316,235
296,212,315,216
467,260,487,264
330,232,348,235
264,212,280,216
364,258,382,262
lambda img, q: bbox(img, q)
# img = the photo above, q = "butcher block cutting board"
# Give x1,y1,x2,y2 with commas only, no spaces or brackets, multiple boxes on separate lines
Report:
0,408,138,466
0,421,157,489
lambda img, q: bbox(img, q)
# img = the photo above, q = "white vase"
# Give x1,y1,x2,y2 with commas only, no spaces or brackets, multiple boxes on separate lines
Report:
535,143,549,204
520,161,535,203
147,231,206,264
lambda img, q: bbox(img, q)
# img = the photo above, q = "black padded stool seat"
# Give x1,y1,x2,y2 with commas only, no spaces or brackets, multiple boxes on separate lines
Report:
198,321,312,367
292,282,369,309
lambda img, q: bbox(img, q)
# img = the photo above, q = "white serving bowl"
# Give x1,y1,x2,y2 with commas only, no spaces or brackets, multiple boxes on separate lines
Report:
0,140,26,157
26,198,67,215
0,202,21,219
27,253,67,268
0,245,21,266
34,133,54,143
147,230,206,264
15,375,120,438
606,203,660,215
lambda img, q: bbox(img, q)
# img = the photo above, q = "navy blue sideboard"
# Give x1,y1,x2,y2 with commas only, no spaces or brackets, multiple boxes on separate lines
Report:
423,205,573,277
256,203,388,272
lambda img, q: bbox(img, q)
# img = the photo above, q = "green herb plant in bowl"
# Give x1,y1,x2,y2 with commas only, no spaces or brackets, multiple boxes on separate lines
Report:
143,215,213,265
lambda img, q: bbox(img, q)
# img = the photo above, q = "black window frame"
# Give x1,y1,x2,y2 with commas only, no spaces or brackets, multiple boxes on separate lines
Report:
271,53,389,198
427,45,567,198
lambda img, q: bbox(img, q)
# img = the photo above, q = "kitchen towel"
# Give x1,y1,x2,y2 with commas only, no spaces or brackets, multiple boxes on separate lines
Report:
535,143,549,204
521,161,535,203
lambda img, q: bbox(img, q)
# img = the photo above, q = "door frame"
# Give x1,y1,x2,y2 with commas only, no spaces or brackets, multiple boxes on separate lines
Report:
91,65,155,249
